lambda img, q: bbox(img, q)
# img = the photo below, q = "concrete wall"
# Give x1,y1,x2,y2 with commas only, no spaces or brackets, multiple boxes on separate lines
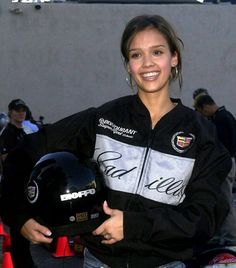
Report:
0,0,235,123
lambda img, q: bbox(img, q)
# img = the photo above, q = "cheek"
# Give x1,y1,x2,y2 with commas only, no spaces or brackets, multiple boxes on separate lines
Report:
158,61,172,77
128,62,140,77
160,57,173,70
11,113,17,118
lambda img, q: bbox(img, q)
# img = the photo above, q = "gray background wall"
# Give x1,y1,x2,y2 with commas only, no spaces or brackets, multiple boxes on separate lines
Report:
0,0,235,123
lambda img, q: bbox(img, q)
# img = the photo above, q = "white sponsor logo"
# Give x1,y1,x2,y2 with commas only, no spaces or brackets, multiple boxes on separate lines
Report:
98,118,137,138
60,188,96,201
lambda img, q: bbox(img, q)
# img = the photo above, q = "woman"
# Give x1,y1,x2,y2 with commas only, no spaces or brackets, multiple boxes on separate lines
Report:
1,15,231,268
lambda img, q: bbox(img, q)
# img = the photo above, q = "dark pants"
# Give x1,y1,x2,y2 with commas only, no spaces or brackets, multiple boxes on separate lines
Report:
83,248,186,268
10,228,36,268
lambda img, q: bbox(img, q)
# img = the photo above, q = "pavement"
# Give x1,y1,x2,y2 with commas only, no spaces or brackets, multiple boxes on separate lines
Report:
31,242,84,268
0,229,84,268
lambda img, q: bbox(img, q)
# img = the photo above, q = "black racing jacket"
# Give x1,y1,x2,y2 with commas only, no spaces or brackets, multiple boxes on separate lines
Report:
1,95,232,268
210,106,236,157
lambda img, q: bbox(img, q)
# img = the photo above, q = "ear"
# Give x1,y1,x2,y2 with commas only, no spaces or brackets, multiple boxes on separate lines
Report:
127,63,131,73
171,52,178,67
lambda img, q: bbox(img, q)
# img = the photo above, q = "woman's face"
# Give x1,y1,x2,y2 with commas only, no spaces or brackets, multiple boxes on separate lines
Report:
127,27,178,95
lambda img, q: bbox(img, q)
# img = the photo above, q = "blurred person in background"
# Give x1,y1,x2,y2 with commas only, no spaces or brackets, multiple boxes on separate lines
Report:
193,90,236,247
192,87,208,103
0,98,37,268
0,99,28,161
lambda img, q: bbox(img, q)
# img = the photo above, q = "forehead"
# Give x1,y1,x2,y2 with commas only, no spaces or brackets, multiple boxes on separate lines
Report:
10,107,26,112
129,27,168,50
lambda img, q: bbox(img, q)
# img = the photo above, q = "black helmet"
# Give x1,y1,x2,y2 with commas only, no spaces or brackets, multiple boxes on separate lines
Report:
26,151,107,237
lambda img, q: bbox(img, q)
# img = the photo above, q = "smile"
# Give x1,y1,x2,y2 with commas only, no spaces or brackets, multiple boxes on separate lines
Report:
141,72,159,80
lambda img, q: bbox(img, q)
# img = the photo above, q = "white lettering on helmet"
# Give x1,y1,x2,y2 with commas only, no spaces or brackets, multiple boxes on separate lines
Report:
60,188,96,201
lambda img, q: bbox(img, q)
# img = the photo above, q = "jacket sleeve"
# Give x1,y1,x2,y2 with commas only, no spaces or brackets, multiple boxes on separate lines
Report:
0,148,34,231
44,107,96,159
123,121,232,257
0,107,96,231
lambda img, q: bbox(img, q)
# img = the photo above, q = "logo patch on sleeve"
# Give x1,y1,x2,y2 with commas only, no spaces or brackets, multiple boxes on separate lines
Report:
171,132,195,153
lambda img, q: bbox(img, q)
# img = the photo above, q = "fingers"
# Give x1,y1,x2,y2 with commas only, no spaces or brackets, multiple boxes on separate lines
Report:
100,231,120,244
92,222,106,236
103,234,111,240
101,237,116,245
95,232,116,245
38,225,52,237
103,200,113,216
30,234,53,244
92,201,124,245
92,201,111,236
20,218,53,244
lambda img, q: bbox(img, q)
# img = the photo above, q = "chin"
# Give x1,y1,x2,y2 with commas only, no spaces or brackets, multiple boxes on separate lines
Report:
141,87,165,94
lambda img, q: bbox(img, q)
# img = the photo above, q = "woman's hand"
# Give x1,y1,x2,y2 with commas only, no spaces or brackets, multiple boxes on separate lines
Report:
20,218,53,244
92,201,124,245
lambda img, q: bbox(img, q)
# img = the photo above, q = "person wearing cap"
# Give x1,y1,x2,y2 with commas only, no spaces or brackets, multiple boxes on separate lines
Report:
0,98,37,268
0,99,28,161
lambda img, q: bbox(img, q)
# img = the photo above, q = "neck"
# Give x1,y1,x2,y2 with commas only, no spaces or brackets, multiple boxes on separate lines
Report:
138,91,175,128
212,104,219,114
11,120,23,129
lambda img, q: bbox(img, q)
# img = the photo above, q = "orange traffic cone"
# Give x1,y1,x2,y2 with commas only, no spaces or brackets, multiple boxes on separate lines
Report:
2,233,11,253
52,236,75,257
0,220,7,236
2,252,14,268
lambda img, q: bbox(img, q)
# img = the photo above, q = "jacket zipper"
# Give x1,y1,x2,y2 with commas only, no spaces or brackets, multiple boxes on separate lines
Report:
126,125,154,266
136,126,153,192
126,125,153,210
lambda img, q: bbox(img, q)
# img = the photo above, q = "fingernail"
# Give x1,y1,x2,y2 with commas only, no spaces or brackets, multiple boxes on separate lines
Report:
46,231,52,236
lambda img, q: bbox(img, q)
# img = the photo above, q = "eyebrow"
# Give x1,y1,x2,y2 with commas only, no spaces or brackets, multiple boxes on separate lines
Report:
129,44,166,52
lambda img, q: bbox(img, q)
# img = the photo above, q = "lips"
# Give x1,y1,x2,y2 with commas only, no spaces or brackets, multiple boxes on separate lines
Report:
141,71,159,80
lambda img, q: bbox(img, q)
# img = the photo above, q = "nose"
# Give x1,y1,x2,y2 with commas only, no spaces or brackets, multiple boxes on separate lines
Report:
142,54,154,67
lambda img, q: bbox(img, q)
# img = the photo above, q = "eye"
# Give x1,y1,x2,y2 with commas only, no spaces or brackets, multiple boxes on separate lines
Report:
129,52,141,59
153,50,163,56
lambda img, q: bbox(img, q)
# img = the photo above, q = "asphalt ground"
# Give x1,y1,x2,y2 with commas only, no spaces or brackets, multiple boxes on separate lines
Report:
0,231,84,268
31,242,84,268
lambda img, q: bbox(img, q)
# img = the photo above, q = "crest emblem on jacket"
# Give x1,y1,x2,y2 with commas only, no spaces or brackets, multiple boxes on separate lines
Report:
171,132,195,153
